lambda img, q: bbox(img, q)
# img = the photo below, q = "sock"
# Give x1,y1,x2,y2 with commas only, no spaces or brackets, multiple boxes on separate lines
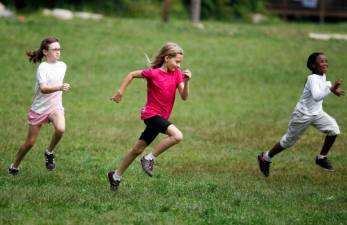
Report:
145,153,156,161
45,149,54,155
263,151,272,162
10,164,18,170
113,171,122,181
318,154,327,159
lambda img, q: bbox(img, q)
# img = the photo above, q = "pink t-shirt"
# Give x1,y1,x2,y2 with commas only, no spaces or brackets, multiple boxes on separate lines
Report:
141,68,184,120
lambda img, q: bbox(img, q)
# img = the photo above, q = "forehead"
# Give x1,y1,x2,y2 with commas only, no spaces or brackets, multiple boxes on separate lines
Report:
172,54,183,61
316,54,327,61
48,42,60,49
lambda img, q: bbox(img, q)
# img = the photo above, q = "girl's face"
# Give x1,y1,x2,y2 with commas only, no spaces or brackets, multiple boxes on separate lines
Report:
44,42,62,63
313,54,328,74
165,54,183,72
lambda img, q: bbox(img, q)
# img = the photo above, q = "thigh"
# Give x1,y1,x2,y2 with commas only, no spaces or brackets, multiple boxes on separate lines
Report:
286,112,312,138
166,124,182,137
25,124,42,143
144,116,171,134
312,112,339,134
139,126,160,145
48,109,65,131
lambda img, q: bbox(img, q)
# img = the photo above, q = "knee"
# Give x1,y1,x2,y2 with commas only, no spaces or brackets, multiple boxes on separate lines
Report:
131,143,146,155
172,130,183,143
24,139,36,149
55,126,65,136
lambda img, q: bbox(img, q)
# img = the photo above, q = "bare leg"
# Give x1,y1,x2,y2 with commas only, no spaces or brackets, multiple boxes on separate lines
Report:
13,125,41,168
152,124,183,157
116,140,148,176
47,111,65,152
320,135,337,156
268,142,285,158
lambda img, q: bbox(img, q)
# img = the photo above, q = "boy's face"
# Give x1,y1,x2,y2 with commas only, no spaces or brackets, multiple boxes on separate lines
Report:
313,54,328,74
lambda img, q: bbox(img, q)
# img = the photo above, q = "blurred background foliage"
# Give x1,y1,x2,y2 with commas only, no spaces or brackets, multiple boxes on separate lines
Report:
2,0,266,20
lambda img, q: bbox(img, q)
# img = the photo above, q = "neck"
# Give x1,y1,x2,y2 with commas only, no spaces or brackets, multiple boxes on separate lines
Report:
160,64,169,72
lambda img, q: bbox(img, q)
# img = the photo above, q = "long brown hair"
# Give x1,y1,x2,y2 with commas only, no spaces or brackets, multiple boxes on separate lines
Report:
26,37,59,64
150,42,184,69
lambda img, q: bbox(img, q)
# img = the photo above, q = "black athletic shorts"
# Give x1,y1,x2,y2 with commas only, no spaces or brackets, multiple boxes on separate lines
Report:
139,115,171,145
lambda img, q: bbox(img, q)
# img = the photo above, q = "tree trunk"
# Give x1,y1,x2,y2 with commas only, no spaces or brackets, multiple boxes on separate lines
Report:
191,0,201,24
162,0,171,22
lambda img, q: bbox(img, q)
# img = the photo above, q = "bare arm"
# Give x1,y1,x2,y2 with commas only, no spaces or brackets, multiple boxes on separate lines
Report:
111,70,143,103
40,83,71,94
177,69,192,101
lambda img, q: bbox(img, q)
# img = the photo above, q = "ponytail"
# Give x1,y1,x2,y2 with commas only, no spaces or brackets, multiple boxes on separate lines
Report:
26,37,59,64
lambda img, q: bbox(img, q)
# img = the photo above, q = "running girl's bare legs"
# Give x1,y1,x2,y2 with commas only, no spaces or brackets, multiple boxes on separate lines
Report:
116,140,148,176
47,111,65,152
13,125,41,168
320,135,337,156
152,124,183,157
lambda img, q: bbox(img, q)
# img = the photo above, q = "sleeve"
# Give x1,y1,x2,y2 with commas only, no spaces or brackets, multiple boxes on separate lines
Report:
307,76,331,101
36,64,48,84
141,68,153,79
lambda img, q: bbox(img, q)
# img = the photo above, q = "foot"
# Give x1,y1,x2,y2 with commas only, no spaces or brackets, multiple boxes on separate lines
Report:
140,157,154,177
44,152,55,170
107,171,121,191
257,152,271,177
315,156,333,171
8,165,19,175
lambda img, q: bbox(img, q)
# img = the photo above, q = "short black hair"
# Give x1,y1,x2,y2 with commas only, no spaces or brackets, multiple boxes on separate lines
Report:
307,52,324,72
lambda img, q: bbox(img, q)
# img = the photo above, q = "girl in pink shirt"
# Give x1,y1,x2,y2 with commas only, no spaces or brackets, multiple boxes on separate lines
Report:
108,42,192,191
8,37,71,175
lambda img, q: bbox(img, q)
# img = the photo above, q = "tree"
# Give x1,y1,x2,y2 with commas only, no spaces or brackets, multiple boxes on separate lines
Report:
191,0,201,24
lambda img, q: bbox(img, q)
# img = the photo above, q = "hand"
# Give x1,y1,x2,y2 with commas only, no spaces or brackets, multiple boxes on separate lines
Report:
60,83,71,92
183,69,192,81
332,87,345,96
110,90,123,103
333,79,343,88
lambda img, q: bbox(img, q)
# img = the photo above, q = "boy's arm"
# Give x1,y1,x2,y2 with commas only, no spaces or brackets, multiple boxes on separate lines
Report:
177,69,192,101
111,70,143,103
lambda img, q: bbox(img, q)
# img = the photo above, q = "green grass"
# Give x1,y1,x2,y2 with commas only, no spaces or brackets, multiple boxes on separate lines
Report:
1,15,347,225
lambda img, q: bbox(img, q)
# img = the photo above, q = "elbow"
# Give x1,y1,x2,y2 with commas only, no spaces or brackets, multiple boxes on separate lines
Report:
181,95,188,101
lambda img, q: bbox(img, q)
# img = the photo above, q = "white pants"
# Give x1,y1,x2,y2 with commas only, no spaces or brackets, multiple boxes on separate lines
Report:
279,110,340,149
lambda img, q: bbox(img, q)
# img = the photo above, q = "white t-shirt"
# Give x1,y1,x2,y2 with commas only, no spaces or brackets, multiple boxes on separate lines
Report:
294,74,332,115
31,61,67,113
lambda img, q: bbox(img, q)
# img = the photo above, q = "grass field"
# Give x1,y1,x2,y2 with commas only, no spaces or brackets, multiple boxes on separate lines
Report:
1,14,347,225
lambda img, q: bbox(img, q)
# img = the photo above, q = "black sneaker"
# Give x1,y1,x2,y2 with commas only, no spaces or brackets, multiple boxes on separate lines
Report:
107,171,121,191
44,152,55,170
257,152,271,177
140,157,154,177
315,156,333,171
8,165,19,175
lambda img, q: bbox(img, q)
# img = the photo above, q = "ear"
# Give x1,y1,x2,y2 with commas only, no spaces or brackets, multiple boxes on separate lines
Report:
42,49,48,56
164,55,169,62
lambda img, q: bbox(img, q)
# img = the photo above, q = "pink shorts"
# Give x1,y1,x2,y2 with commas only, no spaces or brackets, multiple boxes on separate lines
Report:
27,107,64,126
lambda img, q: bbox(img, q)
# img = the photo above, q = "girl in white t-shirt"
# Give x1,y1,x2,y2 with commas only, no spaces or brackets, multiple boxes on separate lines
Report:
8,37,71,175
257,52,345,177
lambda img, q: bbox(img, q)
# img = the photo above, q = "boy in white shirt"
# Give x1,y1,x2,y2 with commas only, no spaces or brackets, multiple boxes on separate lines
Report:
257,52,344,177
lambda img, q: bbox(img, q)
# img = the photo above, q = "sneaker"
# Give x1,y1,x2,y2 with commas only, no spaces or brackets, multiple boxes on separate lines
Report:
8,165,19,175
107,171,121,191
140,157,154,177
257,152,271,177
315,156,333,171
44,152,55,170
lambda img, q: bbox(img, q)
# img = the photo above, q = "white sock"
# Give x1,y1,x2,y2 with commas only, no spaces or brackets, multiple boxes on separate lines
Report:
10,164,18,169
145,153,156,161
318,154,327,159
263,151,272,162
45,149,54,155
113,171,122,181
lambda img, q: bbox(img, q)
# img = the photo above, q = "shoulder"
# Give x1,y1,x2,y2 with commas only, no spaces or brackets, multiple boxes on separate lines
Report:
57,61,67,69
142,68,159,77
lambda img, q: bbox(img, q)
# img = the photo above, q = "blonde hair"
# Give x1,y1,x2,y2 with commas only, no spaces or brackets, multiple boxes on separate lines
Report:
151,42,184,69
